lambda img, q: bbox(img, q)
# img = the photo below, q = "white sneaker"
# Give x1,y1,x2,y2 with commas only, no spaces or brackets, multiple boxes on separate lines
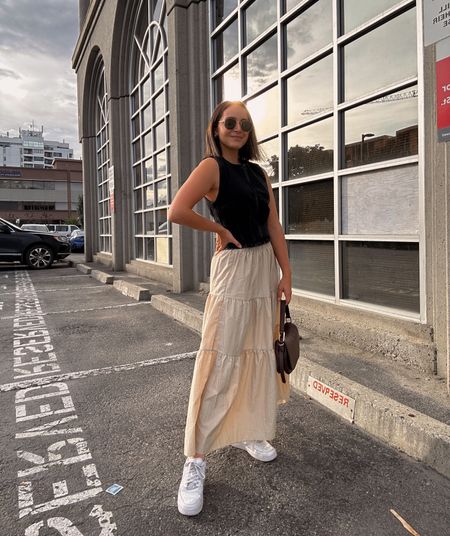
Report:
232,440,277,462
177,457,206,516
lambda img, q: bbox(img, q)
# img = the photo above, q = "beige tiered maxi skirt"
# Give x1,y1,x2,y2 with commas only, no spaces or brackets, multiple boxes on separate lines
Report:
184,241,290,457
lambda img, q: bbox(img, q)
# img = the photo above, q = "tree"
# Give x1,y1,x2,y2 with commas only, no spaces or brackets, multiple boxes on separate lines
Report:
287,144,333,178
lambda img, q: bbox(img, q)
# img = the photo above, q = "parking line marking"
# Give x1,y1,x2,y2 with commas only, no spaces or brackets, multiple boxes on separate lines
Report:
29,274,91,280
0,285,103,296
0,351,197,392
1,302,149,320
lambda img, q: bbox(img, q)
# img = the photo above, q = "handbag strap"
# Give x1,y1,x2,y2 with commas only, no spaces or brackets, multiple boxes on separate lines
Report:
278,299,286,341
285,304,291,321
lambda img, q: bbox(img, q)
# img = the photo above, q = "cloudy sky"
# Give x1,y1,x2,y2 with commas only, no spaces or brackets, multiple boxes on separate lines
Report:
0,0,81,157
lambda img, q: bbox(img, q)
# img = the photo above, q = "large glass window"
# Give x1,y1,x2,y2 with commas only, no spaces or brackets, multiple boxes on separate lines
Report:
341,0,402,33
210,1,420,315
214,18,239,69
285,179,334,234
216,62,241,101
286,54,333,126
286,118,334,180
342,242,420,312
244,0,277,45
95,64,112,254
344,86,418,168
341,166,419,235
130,0,171,264
285,0,333,68
258,138,279,183
214,0,238,26
246,85,279,139
245,34,278,95
289,240,335,295
343,9,417,102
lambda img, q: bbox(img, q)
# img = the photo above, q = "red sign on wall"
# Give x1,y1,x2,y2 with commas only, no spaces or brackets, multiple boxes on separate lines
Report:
437,55,450,142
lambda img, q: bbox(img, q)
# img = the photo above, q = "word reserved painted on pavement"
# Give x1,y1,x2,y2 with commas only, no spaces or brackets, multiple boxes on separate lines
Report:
11,271,118,534
307,376,355,423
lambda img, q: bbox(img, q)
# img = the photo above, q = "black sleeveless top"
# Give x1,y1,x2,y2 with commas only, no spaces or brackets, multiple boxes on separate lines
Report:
206,156,271,249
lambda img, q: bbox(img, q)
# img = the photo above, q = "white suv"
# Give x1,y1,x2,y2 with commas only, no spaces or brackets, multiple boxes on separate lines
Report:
21,224,50,233
47,224,80,238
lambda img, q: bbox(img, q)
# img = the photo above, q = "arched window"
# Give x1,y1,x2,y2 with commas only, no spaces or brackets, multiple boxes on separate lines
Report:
130,0,171,265
95,63,112,253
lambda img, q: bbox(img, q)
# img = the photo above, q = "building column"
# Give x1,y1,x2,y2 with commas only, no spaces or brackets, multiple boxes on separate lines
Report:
81,135,97,262
167,0,211,293
424,43,450,390
107,94,132,271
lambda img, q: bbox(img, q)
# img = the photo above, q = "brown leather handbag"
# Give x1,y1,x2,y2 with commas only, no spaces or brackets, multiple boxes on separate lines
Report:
274,299,301,383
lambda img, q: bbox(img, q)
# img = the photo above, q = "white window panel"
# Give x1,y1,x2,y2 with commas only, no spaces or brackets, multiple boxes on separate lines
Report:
341,165,419,235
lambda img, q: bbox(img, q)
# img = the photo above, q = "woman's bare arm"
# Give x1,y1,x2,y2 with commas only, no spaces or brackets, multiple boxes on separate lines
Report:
168,158,241,248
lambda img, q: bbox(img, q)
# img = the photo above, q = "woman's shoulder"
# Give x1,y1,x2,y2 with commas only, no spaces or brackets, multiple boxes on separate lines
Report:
200,155,220,165
196,156,221,174
201,155,225,171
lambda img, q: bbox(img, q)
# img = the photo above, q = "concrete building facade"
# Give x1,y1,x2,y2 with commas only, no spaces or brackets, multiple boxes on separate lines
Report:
73,0,450,389
0,159,83,224
0,127,74,169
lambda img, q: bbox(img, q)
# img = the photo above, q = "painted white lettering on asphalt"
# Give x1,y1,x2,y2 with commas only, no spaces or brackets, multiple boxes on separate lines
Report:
24,505,117,535
17,437,92,477
18,486,104,519
12,271,117,533
16,416,83,439
15,383,75,422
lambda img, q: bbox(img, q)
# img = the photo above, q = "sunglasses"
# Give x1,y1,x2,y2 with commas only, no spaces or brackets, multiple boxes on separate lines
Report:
218,117,253,132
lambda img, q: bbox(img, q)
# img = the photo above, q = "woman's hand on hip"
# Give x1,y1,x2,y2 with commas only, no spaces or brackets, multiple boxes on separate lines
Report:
215,228,242,253
277,274,292,304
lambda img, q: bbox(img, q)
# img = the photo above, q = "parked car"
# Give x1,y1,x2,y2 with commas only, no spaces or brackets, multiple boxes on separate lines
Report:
21,224,50,233
0,217,70,269
69,230,84,252
47,224,80,238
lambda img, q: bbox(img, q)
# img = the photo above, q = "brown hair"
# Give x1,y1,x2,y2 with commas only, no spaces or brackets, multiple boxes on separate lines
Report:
204,101,262,162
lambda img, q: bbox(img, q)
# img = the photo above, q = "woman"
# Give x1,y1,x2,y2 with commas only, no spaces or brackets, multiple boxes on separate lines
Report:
168,100,292,516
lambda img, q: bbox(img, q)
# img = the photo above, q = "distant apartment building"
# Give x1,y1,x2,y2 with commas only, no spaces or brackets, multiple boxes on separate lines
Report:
0,127,74,169
0,158,82,224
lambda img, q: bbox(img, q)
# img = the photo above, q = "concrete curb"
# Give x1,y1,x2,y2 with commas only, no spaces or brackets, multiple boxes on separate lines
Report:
150,293,450,480
151,294,203,333
91,269,114,284
72,261,153,301
113,280,150,301
290,359,450,480
76,263,92,274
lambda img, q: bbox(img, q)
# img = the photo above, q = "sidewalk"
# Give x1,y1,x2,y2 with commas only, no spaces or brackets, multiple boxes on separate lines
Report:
66,254,450,481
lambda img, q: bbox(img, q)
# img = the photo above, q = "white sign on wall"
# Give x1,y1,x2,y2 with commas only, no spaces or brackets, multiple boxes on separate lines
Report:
423,0,450,46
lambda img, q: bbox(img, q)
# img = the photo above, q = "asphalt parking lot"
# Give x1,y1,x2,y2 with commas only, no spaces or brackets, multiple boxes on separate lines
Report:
0,262,449,536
